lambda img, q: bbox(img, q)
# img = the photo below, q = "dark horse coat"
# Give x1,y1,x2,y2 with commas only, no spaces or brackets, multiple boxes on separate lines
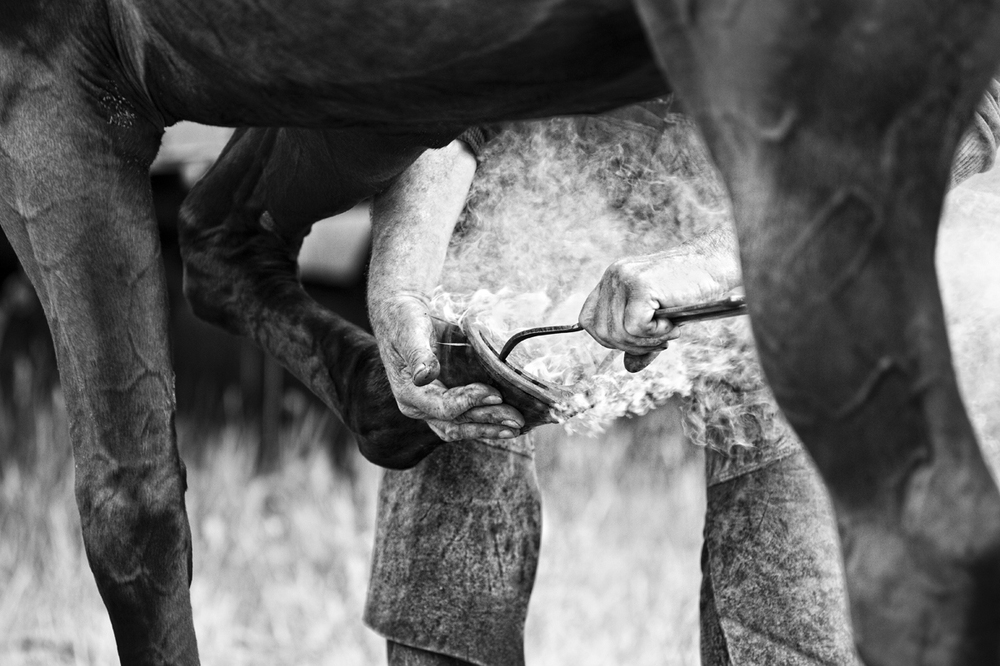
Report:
3,1,1000,664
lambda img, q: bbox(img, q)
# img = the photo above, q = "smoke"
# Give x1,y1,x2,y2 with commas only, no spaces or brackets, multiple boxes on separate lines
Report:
429,109,1000,461
432,110,786,448
442,113,727,303
938,185,1000,479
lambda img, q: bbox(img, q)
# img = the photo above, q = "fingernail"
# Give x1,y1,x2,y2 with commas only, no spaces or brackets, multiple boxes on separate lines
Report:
499,429,516,438
481,395,502,405
412,363,427,378
502,420,521,429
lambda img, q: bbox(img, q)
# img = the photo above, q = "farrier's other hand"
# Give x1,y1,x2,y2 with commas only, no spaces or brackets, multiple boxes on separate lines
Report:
579,251,728,373
372,292,524,442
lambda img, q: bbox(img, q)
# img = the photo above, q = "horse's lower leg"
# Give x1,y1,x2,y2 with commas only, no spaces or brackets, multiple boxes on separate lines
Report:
179,127,441,468
0,89,198,664
639,0,1000,662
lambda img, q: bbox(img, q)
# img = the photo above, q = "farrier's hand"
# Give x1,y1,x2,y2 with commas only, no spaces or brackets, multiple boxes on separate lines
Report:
579,250,731,373
372,292,524,442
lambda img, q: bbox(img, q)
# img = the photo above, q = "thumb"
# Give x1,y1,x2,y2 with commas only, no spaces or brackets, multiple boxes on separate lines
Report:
398,317,441,387
646,309,676,337
624,298,673,337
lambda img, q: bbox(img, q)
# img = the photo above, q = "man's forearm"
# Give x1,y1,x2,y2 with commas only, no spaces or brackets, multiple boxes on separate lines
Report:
664,221,743,293
368,140,477,333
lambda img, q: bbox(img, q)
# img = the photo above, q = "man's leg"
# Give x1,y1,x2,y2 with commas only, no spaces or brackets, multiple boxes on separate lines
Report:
366,436,541,666
684,321,857,664
386,642,473,666
701,444,860,666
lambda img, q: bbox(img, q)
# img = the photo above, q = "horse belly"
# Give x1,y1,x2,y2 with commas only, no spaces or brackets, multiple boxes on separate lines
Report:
128,0,667,128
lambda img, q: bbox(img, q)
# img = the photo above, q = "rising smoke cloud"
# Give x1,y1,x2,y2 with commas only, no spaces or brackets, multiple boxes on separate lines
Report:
435,109,791,450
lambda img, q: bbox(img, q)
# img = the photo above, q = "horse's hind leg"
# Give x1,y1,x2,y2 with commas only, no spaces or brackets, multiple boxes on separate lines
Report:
0,87,198,662
638,0,1000,663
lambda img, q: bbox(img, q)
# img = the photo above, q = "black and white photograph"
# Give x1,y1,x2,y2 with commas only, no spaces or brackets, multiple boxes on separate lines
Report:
2,2,1000,664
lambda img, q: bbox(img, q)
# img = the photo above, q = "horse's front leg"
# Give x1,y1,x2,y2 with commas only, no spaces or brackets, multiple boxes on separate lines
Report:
179,127,447,469
638,1,1000,663
0,83,198,662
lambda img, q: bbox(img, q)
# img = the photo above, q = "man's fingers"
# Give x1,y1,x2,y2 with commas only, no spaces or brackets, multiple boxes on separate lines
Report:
581,288,677,355
588,325,672,355
397,380,503,422
434,383,505,420
623,299,675,338
621,308,674,338
394,378,524,442
427,420,521,443
587,333,671,356
455,405,525,429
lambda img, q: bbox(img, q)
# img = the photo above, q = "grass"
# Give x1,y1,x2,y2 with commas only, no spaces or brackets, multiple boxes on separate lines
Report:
0,394,704,666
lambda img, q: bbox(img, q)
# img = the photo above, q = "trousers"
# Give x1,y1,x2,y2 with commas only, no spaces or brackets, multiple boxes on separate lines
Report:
365,431,859,665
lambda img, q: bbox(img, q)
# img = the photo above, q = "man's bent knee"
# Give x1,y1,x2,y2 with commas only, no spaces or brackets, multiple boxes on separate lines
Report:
387,641,475,666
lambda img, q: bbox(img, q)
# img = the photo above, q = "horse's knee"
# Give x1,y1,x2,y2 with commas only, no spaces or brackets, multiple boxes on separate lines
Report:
75,454,193,596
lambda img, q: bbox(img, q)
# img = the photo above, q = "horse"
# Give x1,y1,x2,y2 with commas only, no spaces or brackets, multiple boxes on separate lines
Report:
3,0,1000,663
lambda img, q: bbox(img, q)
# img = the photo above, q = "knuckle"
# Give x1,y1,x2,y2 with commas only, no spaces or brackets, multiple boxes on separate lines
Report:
624,340,659,354
425,404,449,421
622,321,645,337
429,402,457,422
458,424,486,440
402,348,424,367
448,387,482,412
397,402,423,419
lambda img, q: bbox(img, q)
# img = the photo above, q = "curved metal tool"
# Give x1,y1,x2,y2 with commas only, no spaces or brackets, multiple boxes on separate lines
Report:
498,323,584,361
497,293,748,362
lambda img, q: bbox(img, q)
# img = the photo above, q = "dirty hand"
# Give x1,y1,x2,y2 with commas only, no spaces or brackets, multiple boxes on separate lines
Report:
579,251,730,372
372,292,524,442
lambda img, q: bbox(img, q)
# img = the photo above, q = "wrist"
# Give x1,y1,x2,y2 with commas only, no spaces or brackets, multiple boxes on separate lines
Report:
368,286,428,320
665,231,742,293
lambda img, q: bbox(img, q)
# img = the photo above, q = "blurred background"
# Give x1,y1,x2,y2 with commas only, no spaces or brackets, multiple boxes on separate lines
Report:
0,124,707,665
